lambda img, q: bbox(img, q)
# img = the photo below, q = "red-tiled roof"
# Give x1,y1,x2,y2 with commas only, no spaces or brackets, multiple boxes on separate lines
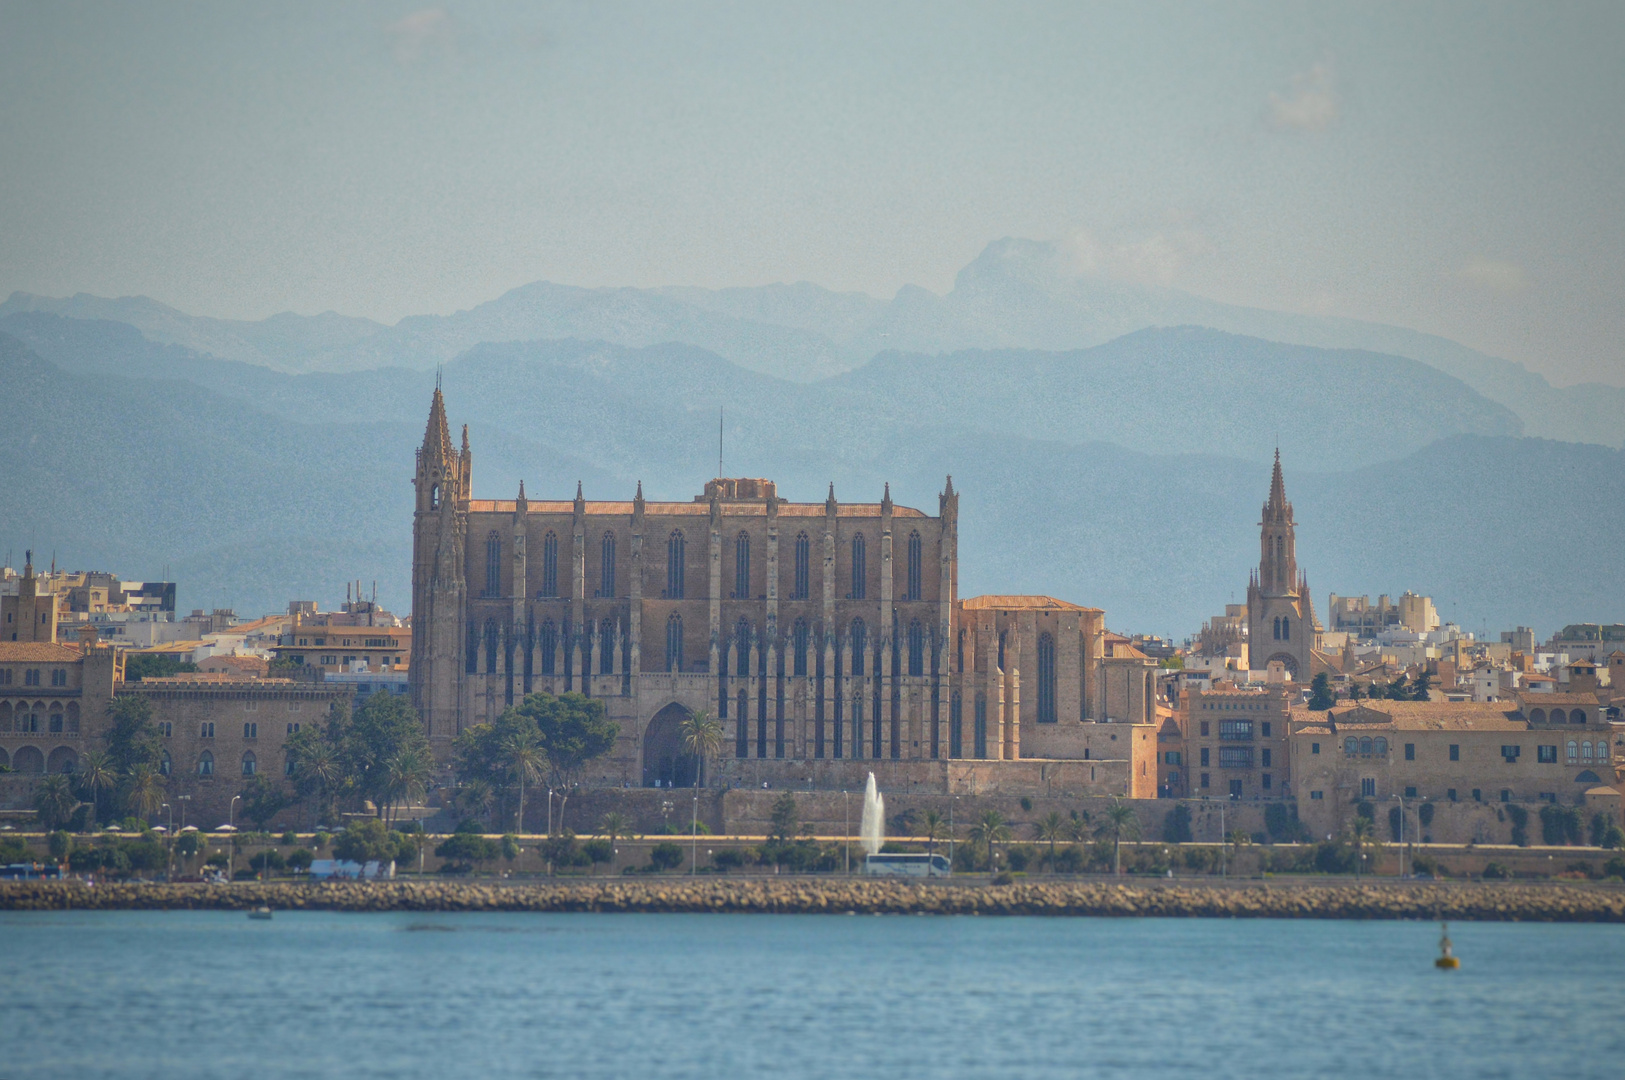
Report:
0,642,82,662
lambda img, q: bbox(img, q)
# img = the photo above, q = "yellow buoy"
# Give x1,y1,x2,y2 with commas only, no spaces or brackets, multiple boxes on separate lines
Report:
1435,921,1459,969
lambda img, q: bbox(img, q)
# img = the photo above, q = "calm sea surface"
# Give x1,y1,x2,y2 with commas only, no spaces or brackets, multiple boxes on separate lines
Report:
3,909,1621,1079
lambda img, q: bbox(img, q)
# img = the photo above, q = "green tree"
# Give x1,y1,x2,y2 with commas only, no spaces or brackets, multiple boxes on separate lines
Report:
1410,670,1433,701
122,654,199,682
1162,804,1194,843
678,709,723,788
583,838,614,874
240,774,291,831
76,750,117,827
1307,673,1336,711
1348,681,1366,702
768,793,800,843
1098,800,1141,876
649,841,684,871
1035,811,1068,873
598,811,632,845
919,810,947,861
124,764,165,822
381,746,432,825
435,829,500,872
285,726,343,827
33,775,79,832
47,830,74,860
343,693,432,818
518,692,619,830
968,810,1011,872
503,731,546,832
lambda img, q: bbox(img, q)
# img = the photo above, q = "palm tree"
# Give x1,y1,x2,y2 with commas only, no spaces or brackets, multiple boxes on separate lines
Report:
1035,811,1068,874
1067,810,1092,844
1098,800,1140,876
1348,815,1377,879
292,740,342,827
968,810,1011,873
678,709,724,788
383,747,431,825
504,732,547,833
919,810,947,861
125,763,165,821
457,779,496,825
77,750,116,827
599,811,632,845
33,774,79,832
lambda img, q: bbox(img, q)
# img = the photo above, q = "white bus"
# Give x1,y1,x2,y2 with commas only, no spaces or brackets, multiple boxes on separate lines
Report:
862,852,951,878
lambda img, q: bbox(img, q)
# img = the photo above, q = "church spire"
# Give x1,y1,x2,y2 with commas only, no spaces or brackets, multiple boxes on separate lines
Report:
422,385,452,463
1264,448,1290,523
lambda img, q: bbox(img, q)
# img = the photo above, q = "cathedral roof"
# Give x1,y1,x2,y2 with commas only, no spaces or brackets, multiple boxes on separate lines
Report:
464,498,929,518
960,595,1103,612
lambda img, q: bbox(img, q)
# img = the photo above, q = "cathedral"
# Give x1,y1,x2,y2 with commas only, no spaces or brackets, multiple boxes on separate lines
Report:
407,388,1161,796
1245,452,1323,679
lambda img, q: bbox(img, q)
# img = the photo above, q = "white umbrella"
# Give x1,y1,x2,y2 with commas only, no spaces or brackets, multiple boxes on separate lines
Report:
214,824,237,833
179,825,199,833
151,825,168,833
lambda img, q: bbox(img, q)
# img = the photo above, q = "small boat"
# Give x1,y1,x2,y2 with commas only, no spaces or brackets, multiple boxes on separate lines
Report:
247,906,274,921
1435,921,1459,969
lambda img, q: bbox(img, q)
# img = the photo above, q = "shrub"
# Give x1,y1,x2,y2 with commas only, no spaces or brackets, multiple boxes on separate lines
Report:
1019,797,1033,813
47,831,73,859
500,834,522,862
540,831,589,869
712,848,748,871
248,849,286,874
174,832,202,859
286,848,314,871
1314,842,1355,875
0,837,30,863
648,842,684,871
1540,804,1583,846
582,839,613,869
1418,803,1435,828
1052,845,1087,874
205,851,230,868
435,831,500,869
1162,805,1193,844
1004,844,1036,872
1388,807,1403,842
1481,862,1510,880
312,831,330,849
1604,826,1625,851
991,871,1014,886
1603,856,1625,880
280,831,299,846
1181,847,1217,874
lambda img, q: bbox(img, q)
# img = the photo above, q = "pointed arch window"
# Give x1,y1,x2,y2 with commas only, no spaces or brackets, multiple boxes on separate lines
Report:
241,751,257,777
974,694,988,758
666,613,684,672
907,620,924,676
466,621,479,674
485,531,502,597
667,531,686,599
793,618,809,677
906,530,922,600
160,750,172,776
541,531,559,597
198,750,214,777
850,619,867,677
794,532,810,600
1037,632,1056,723
735,532,751,599
539,620,557,674
429,483,440,510
599,620,615,675
851,533,866,599
600,532,616,597
484,619,499,674
1281,616,1290,642
735,619,752,677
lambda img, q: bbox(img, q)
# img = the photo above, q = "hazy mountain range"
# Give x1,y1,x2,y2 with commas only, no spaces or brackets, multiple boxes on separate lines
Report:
2,264,1621,639
7,238,1622,447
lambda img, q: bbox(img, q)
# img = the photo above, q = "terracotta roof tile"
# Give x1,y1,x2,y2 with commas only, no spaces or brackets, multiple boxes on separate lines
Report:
0,642,82,662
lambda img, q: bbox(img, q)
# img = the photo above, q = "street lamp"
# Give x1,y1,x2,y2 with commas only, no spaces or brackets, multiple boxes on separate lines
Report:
843,790,850,875
177,794,191,830
229,794,241,829
691,794,699,875
161,803,172,880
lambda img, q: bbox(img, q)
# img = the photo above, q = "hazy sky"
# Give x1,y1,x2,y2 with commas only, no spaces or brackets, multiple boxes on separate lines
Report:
2,2,1622,384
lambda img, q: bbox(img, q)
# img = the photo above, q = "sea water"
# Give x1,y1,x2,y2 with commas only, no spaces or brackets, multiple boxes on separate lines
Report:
2,910,1621,1078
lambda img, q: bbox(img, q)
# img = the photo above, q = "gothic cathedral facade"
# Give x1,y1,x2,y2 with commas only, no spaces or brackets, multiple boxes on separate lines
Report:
409,388,1160,795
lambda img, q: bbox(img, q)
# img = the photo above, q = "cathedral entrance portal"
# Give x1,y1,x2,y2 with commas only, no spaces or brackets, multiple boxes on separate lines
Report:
643,703,697,788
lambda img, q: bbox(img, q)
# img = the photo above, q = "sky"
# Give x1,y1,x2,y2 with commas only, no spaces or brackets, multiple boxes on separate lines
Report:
1,1,1622,385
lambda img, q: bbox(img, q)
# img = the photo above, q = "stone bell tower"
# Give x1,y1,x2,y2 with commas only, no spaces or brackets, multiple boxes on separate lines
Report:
410,381,469,754
1245,451,1320,681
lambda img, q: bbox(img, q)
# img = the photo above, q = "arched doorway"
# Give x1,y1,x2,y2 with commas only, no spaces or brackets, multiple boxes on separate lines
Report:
643,702,697,788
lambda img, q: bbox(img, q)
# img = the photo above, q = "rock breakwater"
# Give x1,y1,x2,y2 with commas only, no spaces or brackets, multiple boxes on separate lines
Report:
3,879,1624,921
